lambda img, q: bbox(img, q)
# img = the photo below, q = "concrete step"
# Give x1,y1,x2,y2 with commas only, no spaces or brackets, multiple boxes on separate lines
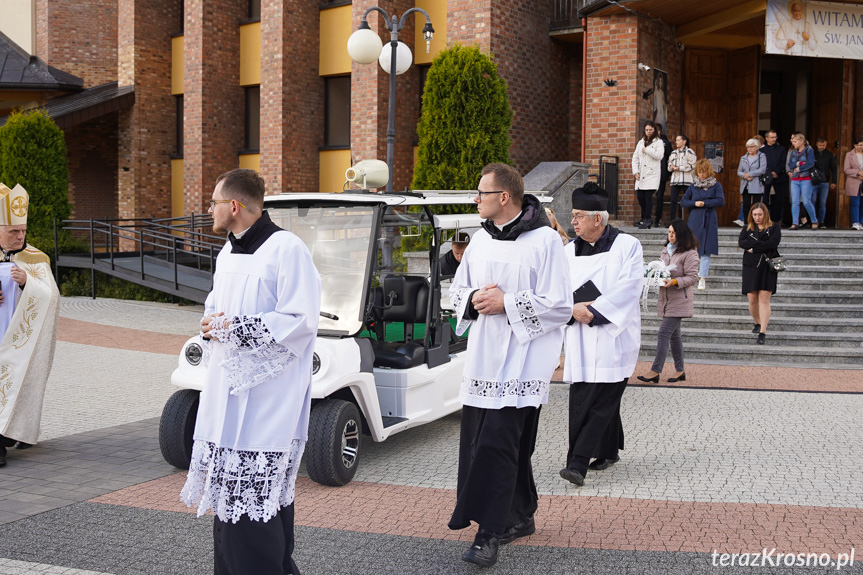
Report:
640,314,863,333
638,341,863,365
644,289,863,305
691,280,863,295
679,300,863,318
707,263,863,279
640,326,863,348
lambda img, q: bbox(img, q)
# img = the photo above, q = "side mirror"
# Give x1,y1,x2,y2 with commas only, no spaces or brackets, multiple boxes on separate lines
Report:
382,276,406,309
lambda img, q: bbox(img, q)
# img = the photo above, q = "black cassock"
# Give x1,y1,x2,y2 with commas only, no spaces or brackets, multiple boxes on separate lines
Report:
448,405,541,534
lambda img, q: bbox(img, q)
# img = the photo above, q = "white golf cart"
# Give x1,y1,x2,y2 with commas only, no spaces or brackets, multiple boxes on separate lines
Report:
159,191,491,486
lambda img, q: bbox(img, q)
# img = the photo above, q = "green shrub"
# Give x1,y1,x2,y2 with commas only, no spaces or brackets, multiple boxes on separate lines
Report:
412,45,513,192
59,269,197,304
0,109,70,239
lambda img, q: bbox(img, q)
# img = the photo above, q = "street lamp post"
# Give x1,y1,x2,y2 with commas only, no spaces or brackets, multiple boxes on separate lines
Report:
347,7,434,193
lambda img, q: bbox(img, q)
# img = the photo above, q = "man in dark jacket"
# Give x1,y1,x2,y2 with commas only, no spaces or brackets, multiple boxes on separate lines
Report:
812,138,838,228
654,124,674,227
439,231,470,276
762,130,789,225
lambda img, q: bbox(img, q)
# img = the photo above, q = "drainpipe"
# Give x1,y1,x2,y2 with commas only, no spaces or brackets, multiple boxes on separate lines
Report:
581,17,587,164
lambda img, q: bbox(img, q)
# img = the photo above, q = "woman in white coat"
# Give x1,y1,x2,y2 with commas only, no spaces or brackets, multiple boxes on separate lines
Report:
632,121,666,229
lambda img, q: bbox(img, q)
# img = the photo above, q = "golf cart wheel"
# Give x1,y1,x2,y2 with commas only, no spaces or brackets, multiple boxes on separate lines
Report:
159,389,199,469
306,399,362,486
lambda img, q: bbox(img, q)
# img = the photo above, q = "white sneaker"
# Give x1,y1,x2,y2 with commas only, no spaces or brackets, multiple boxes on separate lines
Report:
697,278,706,290
733,219,744,227
853,223,862,231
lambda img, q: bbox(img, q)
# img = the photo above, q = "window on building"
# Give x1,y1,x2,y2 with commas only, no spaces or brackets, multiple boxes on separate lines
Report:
325,76,350,148
245,86,260,152
175,95,183,156
249,0,261,19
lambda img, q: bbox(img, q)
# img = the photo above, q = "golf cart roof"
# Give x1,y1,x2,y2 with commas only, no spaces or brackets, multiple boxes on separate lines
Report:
264,190,552,208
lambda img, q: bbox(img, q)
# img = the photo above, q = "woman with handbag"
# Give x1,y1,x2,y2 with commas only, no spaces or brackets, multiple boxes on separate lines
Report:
787,133,818,230
843,135,863,230
632,121,665,229
680,159,724,291
636,219,700,384
737,138,768,221
739,203,781,345
668,134,696,222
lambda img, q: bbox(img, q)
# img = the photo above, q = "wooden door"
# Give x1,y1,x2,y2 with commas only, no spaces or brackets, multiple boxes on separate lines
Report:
725,46,760,226
809,59,844,227
836,60,856,229
683,49,727,217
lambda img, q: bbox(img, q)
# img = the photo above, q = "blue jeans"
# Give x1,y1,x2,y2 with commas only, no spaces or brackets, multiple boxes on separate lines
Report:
850,195,863,225
812,182,829,225
699,255,711,278
790,179,817,225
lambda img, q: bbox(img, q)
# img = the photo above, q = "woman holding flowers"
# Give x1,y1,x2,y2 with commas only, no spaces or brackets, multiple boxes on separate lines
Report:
636,219,700,383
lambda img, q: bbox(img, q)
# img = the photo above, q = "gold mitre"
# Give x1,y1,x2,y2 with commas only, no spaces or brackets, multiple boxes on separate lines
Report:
0,183,29,226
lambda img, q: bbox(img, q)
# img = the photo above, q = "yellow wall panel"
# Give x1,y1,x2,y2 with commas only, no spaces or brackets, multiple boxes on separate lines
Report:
240,22,261,86
320,5,352,76
238,154,261,172
172,36,184,95
415,0,446,65
319,150,352,193
171,159,184,217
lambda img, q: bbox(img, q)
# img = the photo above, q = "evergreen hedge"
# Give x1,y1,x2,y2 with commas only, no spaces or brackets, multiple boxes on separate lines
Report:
412,45,513,191
0,109,71,251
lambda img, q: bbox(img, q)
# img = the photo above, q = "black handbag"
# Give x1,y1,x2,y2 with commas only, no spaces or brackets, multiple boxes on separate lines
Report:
764,255,786,272
810,166,826,186
760,172,774,187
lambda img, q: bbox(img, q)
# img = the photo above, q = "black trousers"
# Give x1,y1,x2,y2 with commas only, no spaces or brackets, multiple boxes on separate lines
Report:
767,180,788,223
213,504,300,575
668,185,687,222
742,192,762,222
449,405,541,535
566,381,627,471
654,177,669,222
637,189,656,222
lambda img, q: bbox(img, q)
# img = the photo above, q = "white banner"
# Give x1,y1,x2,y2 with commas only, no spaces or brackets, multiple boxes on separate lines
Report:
765,0,863,59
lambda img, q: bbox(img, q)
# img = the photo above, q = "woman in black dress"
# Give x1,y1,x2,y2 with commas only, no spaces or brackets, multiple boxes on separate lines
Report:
738,202,781,345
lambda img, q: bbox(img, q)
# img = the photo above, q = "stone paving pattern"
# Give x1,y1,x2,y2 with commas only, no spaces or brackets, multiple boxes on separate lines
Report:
0,297,860,574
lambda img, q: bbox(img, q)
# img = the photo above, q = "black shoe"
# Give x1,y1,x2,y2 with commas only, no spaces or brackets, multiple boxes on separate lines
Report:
752,323,761,334
667,372,686,383
633,220,644,227
499,516,536,545
756,333,766,345
559,467,585,486
638,221,652,229
462,530,500,567
14,442,32,450
0,435,15,448
588,456,620,471
0,455,5,467
636,374,659,383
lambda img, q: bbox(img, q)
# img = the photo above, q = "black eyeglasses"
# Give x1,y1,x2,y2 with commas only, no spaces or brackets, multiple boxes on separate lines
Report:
475,190,505,200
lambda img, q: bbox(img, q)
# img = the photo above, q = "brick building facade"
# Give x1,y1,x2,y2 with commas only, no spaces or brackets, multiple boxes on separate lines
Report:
4,0,862,227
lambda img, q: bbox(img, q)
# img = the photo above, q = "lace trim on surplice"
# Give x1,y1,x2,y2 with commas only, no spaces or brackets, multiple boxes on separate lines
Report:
513,290,543,338
180,439,306,523
205,314,298,395
463,377,549,400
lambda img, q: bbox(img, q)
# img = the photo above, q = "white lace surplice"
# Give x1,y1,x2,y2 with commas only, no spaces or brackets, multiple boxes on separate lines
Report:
449,226,572,410
181,232,321,523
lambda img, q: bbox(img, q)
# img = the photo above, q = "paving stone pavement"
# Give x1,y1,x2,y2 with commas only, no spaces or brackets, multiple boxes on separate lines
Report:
0,297,860,574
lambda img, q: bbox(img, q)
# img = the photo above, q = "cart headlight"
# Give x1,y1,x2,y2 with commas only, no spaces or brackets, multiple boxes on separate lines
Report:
185,343,203,366
312,353,321,375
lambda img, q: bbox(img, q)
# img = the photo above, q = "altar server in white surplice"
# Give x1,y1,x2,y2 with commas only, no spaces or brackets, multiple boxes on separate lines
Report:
559,182,643,487
447,163,572,568
0,183,60,468
180,169,320,575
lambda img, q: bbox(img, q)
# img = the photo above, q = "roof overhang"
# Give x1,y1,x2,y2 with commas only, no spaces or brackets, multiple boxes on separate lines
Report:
0,82,135,130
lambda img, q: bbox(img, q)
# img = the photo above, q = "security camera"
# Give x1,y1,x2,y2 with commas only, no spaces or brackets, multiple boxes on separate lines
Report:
637,63,651,72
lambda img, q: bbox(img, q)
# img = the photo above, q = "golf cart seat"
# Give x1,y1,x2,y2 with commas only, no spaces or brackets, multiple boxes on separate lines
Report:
370,275,429,369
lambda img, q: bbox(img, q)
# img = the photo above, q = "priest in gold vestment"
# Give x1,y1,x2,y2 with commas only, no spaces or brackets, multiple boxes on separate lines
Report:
0,183,60,467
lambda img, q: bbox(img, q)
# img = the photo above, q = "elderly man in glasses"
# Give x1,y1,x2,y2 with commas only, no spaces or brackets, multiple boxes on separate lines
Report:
447,163,572,567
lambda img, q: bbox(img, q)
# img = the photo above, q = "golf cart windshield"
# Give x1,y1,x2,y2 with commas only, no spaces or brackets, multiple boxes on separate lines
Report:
268,204,377,335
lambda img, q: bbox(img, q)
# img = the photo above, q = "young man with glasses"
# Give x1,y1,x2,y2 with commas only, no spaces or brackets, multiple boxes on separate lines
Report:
447,163,572,567
181,169,321,575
